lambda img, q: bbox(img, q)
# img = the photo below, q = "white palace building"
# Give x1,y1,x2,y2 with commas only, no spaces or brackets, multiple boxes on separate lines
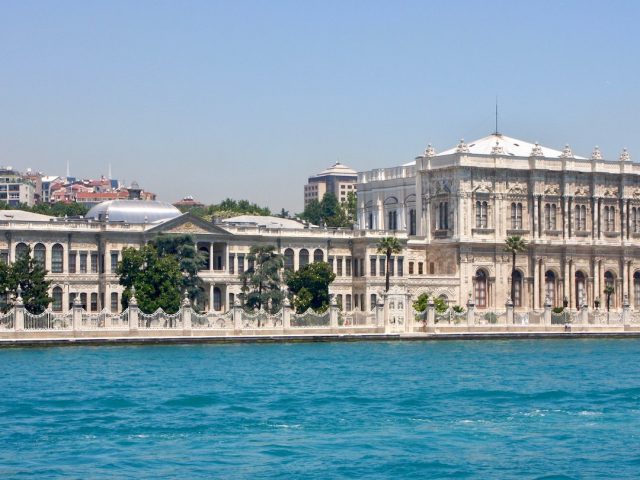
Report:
3,131,640,316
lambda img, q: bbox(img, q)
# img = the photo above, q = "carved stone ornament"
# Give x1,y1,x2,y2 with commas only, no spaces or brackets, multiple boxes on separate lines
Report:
423,144,436,157
591,146,603,160
574,186,589,197
508,183,527,195
456,138,469,153
603,187,619,198
529,142,544,157
474,181,492,193
544,185,560,196
559,144,574,158
633,189,640,198
620,148,631,162
491,141,504,155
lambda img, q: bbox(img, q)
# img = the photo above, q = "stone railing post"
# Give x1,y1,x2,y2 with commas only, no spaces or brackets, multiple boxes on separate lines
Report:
233,300,243,333
282,298,291,330
375,297,384,328
128,287,139,332
426,298,435,327
181,291,192,335
72,294,83,332
544,296,552,326
383,293,392,334
404,293,413,333
506,297,514,325
581,304,589,324
466,294,475,326
329,297,339,330
623,294,631,325
14,287,24,331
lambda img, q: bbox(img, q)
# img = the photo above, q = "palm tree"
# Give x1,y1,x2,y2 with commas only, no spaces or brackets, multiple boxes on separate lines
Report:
604,284,615,312
376,236,402,292
504,236,527,305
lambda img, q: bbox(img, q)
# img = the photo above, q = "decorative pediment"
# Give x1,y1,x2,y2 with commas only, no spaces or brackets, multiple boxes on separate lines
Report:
146,213,231,236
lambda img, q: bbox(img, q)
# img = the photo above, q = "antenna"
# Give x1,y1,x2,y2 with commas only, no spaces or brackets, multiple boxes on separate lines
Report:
495,96,499,135
66,160,70,178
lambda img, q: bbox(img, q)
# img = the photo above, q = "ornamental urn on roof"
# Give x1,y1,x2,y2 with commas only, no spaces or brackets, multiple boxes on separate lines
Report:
591,146,603,160
491,141,504,155
620,148,631,162
423,144,436,157
456,139,469,153
559,144,574,158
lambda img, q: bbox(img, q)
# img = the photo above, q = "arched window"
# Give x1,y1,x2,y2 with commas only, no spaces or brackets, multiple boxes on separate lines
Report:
335,294,343,309
387,210,397,230
80,293,87,310
512,270,523,307
634,272,640,309
299,249,309,268
284,248,294,271
33,244,46,268
52,286,63,312
632,207,640,234
213,287,222,311
545,270,556,306
474,270,487,308
604,271,615,309
51,244,64,273
511,203,522,229
575,204,587,231
476,201,488,228
313,249,324,263
90,292,98,312
409,209,416,235
437,202,448,230
15,242,28,260
544,203,557,230
575,271,586,308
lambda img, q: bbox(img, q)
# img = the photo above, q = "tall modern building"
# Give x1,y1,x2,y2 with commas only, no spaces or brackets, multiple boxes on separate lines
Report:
304,162,357,206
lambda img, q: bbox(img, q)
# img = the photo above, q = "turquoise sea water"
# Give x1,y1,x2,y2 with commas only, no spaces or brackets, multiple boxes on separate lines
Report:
1,340,640,479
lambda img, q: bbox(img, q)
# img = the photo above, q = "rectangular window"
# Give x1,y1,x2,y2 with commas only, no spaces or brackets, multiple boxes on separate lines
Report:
337,258,343,276
110,292,119,312
0,251,7,264
408,262,414,275
389,256,395,276
370,294,377,310
353,258,359,277
228,255,235,274
328,256,334,273
52,248,63,273
69,252,77,273
111,252,119,273
91,253,98,273
346,294,352,311
418,262,424,275
79,252,87,273
238,255,245,274
397,257,403,277
429,262,435,275
354,295,359,309
90,292,98,312
370,257,377,276
346,257,351,276
379,258,385,277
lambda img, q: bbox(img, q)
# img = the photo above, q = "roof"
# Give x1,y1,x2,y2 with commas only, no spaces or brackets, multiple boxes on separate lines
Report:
222,215,308,229
314,162,357,177
431,133,587,159
0,210,54,222
86,199,182,223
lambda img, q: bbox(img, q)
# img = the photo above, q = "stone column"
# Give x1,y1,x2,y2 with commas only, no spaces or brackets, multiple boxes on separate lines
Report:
506,297,514,325
14,287,24,331
128,288,139,332
375,296,384,327
72,294,83,333
466,295,475,326
282,298,291,330
233,300,242,333
383,293,391,333
329,297,339,330
623,294,631,324
533,195,539,239
181,291,192,335
426,297,435,327
209,283,214,312
544,295,552,326
209,243,214,271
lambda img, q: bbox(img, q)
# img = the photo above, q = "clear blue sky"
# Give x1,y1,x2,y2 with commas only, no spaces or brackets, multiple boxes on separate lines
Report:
1,0,639,212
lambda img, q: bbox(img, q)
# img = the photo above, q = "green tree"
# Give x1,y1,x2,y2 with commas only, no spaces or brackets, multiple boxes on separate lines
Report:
376,236,402,292
152,234,205,310
286,262,336,313
8,246,52,313
504,235,527,304
343,191,357,226
117,244,183,313
413,292,448,314
300,199,323,225
604,284,615,312
240,245,284,313
320,192,346,227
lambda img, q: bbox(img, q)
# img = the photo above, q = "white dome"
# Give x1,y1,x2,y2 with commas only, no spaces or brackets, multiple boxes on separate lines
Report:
87,200,182,224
